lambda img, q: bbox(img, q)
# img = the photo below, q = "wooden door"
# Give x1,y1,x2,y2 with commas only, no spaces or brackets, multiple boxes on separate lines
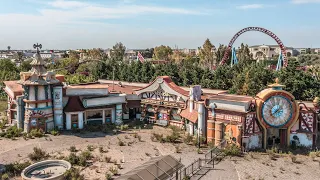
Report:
279,129,287,148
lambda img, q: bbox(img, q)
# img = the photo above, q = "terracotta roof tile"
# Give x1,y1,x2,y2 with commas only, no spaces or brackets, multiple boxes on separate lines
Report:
3,81,24,93
64,96,85,112
180,109,198,123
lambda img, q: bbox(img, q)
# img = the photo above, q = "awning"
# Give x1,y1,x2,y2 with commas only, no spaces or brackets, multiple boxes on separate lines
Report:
116,155,184,180
180,109,198,123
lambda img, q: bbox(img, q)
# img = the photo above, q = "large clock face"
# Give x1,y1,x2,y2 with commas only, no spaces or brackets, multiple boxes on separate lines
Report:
262,95,293,127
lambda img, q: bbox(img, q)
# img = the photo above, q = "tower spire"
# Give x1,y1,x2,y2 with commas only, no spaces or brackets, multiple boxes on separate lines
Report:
30,43,47,74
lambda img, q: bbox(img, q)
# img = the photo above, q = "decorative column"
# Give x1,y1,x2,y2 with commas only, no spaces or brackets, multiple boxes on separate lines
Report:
215,122,223,146
197,102,205,136
78,112,84,129
53,86,63,129
111,107,116,123
66,113,71,130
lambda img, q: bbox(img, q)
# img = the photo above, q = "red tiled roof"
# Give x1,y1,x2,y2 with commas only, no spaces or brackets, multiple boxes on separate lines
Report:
180,109,198,123
108,84,140,94
64,96,85,112
3,81,23,93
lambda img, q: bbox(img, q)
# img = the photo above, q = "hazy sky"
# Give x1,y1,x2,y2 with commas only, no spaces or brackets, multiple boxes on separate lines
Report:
0,0,319,50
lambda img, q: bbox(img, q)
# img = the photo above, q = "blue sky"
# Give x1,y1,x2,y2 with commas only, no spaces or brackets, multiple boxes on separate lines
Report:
0,0,319,49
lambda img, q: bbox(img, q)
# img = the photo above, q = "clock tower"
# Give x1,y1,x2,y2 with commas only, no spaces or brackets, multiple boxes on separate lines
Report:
256,78,299,149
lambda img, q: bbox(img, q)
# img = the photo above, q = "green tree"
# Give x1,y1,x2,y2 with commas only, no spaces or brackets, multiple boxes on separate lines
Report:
153,45,173,61
20,59,32,72
110,42,126,61
198,38,216,69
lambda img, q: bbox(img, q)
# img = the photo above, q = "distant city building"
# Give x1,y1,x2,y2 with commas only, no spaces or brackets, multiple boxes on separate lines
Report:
249,45,297,60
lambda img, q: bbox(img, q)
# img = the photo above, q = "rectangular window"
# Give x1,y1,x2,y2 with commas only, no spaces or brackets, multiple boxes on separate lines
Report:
86,110,103,120
71,114,78,128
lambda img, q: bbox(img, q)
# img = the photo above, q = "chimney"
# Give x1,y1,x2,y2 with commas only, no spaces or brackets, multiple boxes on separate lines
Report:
189,85,201,112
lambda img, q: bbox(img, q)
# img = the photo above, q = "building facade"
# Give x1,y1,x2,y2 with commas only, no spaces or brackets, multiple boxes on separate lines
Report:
249,45,296,60
3,73,319,149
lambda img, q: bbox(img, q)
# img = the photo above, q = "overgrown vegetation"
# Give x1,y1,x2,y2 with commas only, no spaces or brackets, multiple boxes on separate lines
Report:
222,144,242,156
2,161,31,178
66,150,92,166
64,168,85,180
28,147,49,161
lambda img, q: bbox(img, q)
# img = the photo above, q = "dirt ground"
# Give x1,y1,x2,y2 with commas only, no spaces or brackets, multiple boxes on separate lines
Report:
0,126,202,179
232,152,320,180
1,126,320,180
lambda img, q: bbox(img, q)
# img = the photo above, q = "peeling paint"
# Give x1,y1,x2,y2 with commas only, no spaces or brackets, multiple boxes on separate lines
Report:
290,133,312,147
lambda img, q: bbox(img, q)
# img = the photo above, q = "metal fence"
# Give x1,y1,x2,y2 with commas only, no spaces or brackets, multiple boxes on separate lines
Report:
169,140,227,180
169,158,206,180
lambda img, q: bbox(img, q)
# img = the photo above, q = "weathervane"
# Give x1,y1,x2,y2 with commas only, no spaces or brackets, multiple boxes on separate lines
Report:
33,43,42,54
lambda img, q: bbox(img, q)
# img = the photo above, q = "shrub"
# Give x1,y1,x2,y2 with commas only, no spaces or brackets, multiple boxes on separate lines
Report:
4,125,23,139
183,134,193,144
50,130,59,136
133,133,138,138
80,151,92,161
223,144,241,156
64,168,85,180
87,145,95,151
1,173,9,180
69,146,77,152
105,173,113,180
310,151,319,161
289,152,298,163
137,135,142,142
151,133,164,142
67,153,79,165
99,146,105,153
109,166,119,175
4,161,31,175
117,137,125,146
105,156,111,163
29,129,44,138
175,146,182,153
165,131,180,143
120,125,129,131
28,147,48,161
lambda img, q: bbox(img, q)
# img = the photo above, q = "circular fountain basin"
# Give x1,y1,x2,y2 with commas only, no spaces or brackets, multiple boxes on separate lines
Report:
21,160,71,180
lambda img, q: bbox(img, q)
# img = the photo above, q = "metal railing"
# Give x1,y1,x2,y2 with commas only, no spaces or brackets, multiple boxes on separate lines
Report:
169,140,227,180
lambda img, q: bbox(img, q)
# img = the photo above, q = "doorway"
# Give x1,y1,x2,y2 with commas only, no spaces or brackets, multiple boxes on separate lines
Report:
266,128,287,148
30,117,46,132
71,114,79,129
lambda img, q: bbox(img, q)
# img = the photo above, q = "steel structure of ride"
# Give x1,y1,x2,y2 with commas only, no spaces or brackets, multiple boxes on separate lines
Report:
220,27,288,68
230,47,238,67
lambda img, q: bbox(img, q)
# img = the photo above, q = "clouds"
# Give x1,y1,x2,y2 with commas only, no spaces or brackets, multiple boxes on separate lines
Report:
236,4,264,10
291,0,320,4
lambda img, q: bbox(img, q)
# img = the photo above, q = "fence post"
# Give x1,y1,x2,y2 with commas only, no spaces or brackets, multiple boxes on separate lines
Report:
184,168,186,178
191,162,194,174
176,171,178,180
212,158,214,168
198,158,201,169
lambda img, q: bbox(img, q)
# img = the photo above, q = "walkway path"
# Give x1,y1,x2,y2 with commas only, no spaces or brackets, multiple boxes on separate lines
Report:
190,159,239,180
